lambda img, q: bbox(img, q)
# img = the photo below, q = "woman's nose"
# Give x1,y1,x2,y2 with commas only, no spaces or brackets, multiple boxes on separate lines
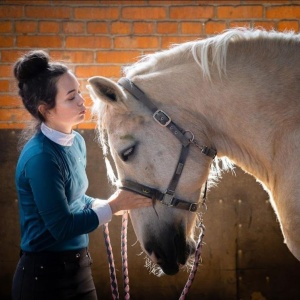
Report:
77,94,85,106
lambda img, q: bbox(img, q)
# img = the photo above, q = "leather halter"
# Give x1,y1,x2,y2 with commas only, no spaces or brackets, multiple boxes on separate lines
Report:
117,77,217,212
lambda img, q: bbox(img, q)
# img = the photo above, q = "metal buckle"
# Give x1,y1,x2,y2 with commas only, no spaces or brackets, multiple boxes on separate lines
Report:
201,146,217,159
153,110,172,127
162,191,175,206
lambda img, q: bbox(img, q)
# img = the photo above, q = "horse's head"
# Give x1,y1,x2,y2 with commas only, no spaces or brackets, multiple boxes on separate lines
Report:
88,76,215,275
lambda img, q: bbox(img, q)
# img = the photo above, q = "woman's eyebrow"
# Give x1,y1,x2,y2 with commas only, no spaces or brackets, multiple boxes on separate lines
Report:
66,89,76,95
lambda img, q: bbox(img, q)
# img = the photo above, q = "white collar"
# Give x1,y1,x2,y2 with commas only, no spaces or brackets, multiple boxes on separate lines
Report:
41,123,75,146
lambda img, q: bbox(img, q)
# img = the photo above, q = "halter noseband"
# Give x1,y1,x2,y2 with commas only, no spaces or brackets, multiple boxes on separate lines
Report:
117,77,217,212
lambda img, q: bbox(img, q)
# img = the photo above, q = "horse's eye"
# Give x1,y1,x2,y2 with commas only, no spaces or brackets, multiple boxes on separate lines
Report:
121,145,136,162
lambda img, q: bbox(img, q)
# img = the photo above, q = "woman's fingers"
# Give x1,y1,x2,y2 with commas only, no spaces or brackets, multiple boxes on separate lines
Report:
108,189,152,215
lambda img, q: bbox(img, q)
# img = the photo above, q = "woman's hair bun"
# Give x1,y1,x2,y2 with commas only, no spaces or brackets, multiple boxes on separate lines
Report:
14,50,50,83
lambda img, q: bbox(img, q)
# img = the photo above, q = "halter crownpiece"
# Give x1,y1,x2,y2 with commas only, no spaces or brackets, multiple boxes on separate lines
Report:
117,77,217,212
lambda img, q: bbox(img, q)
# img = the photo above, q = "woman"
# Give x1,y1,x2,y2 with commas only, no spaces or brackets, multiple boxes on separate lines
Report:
12,50,152,300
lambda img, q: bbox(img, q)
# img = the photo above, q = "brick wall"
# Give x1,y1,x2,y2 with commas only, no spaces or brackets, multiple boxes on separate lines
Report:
1,0,300,129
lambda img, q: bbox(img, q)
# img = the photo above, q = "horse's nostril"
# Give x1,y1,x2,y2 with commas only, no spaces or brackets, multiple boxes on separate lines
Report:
145,245,153,255
154,251,162,260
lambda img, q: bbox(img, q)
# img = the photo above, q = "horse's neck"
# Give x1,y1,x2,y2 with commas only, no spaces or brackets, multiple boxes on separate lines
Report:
192,76,300,197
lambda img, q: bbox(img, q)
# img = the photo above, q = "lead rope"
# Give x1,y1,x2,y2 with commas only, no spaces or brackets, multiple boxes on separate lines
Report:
103,223,119,300
179,223,205,300
104,181,208,300
179,180,207,300
121,211,130,299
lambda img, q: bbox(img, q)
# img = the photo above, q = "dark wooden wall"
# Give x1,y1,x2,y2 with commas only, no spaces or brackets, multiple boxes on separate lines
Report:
1,129,299,300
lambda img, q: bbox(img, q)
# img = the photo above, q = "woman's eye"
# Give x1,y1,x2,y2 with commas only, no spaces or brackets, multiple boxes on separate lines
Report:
121,145,135,162
68,90,80,101
68,94,76,101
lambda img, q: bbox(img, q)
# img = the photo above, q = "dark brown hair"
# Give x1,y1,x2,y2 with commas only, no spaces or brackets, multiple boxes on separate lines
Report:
14,50,69,148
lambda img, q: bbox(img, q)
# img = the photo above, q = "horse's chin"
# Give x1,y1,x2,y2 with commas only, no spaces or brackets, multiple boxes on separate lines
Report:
146,237,196,276
159,262,180,275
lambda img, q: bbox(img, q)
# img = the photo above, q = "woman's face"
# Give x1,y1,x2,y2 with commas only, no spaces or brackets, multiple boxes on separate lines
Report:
45,71,86,133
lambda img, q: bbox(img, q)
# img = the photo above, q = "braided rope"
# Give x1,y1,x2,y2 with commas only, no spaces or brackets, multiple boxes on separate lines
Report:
104,214,204,300
103,223,119,300
121,211,130,299
179,223,205,300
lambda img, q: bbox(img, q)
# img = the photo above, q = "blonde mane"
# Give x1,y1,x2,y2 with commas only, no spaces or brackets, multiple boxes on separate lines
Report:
124,28,299,80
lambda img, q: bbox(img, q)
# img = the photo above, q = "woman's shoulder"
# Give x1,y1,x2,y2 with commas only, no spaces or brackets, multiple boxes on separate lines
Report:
18,132,62,165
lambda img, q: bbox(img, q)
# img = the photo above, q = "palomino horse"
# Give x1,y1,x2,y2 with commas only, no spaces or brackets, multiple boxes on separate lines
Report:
88,28,300,275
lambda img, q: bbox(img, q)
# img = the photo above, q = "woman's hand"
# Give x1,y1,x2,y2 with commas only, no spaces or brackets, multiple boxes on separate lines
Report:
107,189,152,215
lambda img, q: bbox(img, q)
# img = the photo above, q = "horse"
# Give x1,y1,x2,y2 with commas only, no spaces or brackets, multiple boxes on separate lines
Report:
87,28,300,276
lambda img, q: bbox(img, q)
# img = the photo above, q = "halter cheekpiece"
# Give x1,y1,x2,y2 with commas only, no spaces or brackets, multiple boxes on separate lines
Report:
118,77,217,212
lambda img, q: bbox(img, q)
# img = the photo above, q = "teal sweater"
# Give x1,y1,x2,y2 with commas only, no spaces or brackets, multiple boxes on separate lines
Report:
15,131,99,252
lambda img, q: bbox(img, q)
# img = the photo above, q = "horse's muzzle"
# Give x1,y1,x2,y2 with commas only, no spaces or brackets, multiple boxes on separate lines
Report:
144,232,196,275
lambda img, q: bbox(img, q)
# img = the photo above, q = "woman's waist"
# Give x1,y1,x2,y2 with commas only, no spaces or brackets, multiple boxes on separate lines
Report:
20,247,89,261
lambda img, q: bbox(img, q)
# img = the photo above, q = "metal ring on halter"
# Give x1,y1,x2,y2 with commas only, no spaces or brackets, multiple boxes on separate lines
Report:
183,130,195,142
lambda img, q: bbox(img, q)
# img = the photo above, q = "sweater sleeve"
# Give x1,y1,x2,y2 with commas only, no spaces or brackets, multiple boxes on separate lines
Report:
25,153,99,241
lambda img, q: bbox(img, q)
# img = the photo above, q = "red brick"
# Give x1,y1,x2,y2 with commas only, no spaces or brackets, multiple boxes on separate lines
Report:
17,36,62,48
25,6,71,19
63,22,85,34
277,20,299,32
0,21,12,33
75,65,121,78
253,21,276,31
0,95,20,106
0,6,23,18
170,6,214,19
122,7,166,20
181,22,203,35
0,36,14,48
133,22,155,34
87,22,109,34
161,36,196,49
74,7,119,20
0,108,31,122
77,122,97,130
0,80,9,92
1,50,24,63
66,36,111,49
114,36,159,49
111,22,131,35
229,21,252,28
39,21,60,33
0,65,13,77
0,123,27,129
204,21,227,35
266,6,300,19
96,51,141,64
15,21,37,33
50,51,94,64
218,5,263,19
157,22,178,34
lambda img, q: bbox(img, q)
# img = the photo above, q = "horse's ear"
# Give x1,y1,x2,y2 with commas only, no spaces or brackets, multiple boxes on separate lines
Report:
87,76,125,105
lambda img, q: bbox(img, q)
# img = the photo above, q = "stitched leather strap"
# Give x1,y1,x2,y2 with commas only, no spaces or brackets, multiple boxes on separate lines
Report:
120,180,198,212
118,77,190,147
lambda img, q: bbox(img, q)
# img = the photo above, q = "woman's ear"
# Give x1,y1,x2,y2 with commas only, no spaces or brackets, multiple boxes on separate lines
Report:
38,104,49,119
